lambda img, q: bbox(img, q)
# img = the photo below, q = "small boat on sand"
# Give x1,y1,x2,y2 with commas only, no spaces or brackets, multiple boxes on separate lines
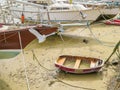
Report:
104,19,120,25
55,55,104,74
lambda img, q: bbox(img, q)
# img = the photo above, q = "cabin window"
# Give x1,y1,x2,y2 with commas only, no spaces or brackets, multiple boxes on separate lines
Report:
51,7,69,10
32,1,36,3
62,7,69,10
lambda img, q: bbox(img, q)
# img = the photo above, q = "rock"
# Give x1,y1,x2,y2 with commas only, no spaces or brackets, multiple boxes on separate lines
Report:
117,77,120,82
111,60,119,66
48,81,55,86
83,39,88,44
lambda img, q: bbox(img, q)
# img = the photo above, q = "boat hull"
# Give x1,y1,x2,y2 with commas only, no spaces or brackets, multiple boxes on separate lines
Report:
10,8,100,22
55,64,102,74
0,26,57,49
10,7,119,22
105,19,120,25
55,55,104,74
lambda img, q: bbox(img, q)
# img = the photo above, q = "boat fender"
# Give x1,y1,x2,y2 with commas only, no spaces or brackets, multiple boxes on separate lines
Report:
21,13,25,24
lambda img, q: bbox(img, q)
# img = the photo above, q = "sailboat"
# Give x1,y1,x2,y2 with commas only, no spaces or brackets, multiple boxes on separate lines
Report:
8,0,100,23
8,0,120,23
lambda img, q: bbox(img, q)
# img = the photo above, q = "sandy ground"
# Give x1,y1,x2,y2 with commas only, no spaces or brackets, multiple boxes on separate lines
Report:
0,23,120,90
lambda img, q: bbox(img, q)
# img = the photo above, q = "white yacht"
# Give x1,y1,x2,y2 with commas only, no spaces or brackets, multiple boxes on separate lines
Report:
8,0,101,23
8,0,119,23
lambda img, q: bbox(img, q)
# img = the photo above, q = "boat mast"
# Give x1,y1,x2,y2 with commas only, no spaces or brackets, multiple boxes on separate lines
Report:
6,0,15,24
0,3,6,23
46,8,51,25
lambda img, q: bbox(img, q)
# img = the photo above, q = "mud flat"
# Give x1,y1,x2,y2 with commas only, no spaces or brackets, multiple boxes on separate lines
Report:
0,23,120,90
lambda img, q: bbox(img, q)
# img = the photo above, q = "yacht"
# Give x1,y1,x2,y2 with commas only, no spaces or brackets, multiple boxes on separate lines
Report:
9,0,120,23
9,0,101,23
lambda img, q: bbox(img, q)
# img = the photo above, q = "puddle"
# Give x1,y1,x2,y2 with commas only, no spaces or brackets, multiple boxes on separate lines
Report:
0,50,20,59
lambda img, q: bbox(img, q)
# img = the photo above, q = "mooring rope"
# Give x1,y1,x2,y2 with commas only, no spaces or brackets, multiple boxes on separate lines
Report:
32,50,96,90
55,77,96,90
87,22,117,47
105,41,120,64
98,9,112,21
0,32,17,42
32,50,56,71
18,31,31,90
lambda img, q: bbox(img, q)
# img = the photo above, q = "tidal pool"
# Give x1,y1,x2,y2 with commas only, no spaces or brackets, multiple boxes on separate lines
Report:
0,50,20,59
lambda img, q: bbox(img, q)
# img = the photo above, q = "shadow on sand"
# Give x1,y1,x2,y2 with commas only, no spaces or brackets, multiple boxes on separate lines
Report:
0,79,12,90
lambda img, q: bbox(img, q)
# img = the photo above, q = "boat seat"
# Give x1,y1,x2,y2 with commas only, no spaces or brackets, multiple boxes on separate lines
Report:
58,58,66,65
90,61,96,68
74,59,81,69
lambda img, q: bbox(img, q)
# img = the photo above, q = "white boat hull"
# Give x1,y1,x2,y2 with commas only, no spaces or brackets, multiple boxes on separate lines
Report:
10,7,119,22
42,9,101,21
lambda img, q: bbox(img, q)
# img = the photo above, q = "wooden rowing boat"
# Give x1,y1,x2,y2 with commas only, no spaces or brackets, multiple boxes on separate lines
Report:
55,55,104,74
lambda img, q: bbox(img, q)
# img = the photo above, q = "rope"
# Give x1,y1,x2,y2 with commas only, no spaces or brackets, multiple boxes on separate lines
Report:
6,0,15,24
55,77,96,90
0,32,17,42
116,51,120,59
11,10,37,22
87,22,117,47
18,31,31,90
32,50,56,71
3,32,7,43
58,21,115,55
98,9,108,21
31,50,96,90
105,41,120,64
68,11,86,22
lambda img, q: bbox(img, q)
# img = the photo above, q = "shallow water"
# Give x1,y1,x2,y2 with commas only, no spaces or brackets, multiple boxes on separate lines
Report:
0,51,20,59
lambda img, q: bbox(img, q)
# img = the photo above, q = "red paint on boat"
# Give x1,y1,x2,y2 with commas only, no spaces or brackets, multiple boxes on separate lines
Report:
105,19,120,26
55,55,104,74
83,67,101,73
0,25,58,49
113,19,120,22
55,64,75,73
0,24,3,28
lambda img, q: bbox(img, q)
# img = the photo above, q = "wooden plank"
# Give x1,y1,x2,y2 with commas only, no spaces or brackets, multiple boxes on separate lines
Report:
58,58,66,65
90,61,96,68
74,59,81,69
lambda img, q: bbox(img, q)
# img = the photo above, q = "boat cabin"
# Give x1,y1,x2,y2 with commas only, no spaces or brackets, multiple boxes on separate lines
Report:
47,3,91,11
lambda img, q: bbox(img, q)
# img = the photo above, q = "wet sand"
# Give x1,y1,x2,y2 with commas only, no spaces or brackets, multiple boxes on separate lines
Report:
0,23,120,90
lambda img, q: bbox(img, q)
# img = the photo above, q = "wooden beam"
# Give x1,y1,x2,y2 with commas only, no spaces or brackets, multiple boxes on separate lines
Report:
58,58,66,65
90,61,96,68
74,59,81,69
